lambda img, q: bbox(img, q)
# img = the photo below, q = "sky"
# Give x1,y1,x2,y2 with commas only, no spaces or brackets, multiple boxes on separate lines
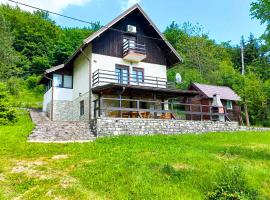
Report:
1,0,266,45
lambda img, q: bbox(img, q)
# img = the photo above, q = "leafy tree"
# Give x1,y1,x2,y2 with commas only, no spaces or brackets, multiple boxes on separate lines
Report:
0,13,19,79
251,0,270,46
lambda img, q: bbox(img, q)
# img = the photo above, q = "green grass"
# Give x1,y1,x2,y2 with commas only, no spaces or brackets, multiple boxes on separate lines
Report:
0,111,270,199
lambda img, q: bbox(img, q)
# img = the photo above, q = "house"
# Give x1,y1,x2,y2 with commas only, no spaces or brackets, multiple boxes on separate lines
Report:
39,4,202,122
188,83,242,123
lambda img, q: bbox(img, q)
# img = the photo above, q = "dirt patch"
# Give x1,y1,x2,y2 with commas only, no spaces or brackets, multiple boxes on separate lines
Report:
172,163,193,171
10,159,56,180
216,153,239,160
11,160,47,173
60,176,77,189
244,143,270,150
0,173,5,182
51,155,69,160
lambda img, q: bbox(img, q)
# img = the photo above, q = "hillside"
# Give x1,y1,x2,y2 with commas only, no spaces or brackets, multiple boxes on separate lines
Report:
0,3,269,126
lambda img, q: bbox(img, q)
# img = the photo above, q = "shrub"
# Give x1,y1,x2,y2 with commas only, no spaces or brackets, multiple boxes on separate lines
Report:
206,165,258,200
0,83,17,125
6,77,21,96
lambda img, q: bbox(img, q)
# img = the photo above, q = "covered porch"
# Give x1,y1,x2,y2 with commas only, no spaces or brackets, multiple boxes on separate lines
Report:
92,84,233,121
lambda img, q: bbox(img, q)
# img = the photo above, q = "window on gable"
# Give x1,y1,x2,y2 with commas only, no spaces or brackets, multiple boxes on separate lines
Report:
80,100,84,116
226,100,233,110
53,74,72,89
63,75,72,88
53,74,63,87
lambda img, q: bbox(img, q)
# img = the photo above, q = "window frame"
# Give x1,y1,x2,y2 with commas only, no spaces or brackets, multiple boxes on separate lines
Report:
132,67,144,84
115,65,130,84
53,73,73,89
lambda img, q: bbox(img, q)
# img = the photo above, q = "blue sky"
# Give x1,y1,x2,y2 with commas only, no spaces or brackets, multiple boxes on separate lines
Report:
4,0,265,45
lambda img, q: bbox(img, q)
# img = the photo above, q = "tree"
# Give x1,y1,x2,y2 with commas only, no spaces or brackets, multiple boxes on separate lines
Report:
0,13,19,80
251,0,270,46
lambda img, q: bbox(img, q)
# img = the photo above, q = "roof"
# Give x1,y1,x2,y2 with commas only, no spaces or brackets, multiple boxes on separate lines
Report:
191,83,241,101
45,64,65,74
92,83,198,98
65,4,182,66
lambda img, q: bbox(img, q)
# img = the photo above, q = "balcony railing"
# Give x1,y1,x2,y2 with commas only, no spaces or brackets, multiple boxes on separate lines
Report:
122,40,147,62
92,69,175,89
93,97,236,121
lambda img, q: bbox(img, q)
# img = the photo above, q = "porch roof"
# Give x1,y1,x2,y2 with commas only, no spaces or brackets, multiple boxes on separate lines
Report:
92,83,199,99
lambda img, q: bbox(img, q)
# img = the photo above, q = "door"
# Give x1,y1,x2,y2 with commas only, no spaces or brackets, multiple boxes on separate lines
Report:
115,65,129,84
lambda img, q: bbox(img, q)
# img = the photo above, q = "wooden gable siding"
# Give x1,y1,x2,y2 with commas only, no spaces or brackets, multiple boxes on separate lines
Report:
92,11,167,66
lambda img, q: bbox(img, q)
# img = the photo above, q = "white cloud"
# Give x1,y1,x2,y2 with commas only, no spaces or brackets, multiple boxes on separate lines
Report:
120,0,141,11
0,0,91,13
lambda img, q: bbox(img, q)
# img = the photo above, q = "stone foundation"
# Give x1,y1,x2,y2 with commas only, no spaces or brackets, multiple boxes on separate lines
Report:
91,118,240,137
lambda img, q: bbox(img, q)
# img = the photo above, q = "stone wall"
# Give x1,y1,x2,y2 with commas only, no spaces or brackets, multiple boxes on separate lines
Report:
45,92,92,122
90,118,242,137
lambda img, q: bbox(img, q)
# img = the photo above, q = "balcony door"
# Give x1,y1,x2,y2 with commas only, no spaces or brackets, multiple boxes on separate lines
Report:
115,65,129,84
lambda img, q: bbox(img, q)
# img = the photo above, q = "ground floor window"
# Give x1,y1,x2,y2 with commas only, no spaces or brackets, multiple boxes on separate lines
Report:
226,100,233,110
80,100,84,116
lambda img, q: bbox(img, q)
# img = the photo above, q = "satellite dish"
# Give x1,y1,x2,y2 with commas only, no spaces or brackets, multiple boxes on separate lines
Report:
175,73,182,84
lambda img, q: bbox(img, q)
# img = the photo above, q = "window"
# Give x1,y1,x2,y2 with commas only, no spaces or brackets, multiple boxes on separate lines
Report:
132,68,144,84
226,100,233,110
53,74,63,87
53,74,72,89
115,65,129,84
80,101,84,116
63,75,72,88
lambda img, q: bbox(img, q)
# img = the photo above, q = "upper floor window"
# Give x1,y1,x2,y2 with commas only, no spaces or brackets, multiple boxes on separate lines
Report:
115,65,129,84
131,67,144,84
53,74,72,89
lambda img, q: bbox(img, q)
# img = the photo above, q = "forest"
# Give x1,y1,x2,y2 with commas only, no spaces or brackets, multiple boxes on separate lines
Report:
0,0,269,126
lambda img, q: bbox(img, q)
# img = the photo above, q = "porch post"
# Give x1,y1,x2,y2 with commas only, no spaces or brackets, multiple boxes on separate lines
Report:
154,93,157,118
119,94,122,118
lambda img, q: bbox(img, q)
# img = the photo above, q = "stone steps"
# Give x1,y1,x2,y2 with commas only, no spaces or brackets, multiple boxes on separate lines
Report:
28,110,96,143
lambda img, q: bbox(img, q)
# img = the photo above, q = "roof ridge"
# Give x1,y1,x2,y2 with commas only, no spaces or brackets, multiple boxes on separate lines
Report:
194,82,232,89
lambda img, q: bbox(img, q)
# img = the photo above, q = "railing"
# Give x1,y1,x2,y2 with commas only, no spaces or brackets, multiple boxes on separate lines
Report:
92,69,176,89
123,40,146,57
93,97,235,121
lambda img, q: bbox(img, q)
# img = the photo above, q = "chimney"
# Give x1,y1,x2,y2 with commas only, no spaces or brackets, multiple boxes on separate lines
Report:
212,94,225,122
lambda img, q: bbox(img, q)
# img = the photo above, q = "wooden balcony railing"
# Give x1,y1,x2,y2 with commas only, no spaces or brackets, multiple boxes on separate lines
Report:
93,97,235,121
122,40,147,61
92,69,176,89
123,40,146,56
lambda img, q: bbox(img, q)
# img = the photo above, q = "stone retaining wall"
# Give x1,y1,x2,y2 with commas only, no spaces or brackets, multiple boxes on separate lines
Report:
90,118,249,137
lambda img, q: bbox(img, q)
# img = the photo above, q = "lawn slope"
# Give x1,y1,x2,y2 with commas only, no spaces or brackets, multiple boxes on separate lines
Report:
0,111,269,199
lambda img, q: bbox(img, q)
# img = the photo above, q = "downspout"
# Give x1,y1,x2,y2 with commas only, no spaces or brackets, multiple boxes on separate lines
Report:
44,74,54,121
79,47,92,121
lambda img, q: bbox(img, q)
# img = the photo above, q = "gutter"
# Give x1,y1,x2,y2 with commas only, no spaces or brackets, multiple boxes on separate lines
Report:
79,47,93,121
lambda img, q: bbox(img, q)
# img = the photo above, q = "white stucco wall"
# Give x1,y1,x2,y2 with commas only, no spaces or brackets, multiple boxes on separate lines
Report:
43,88,52,112
54,88,73,101
73,45,92,99
91,53,167,87
42,87,73,112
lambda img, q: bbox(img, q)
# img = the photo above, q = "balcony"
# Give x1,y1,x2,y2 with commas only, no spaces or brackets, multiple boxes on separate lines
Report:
122,40,147,62
92,69,175,89
93,97,234,121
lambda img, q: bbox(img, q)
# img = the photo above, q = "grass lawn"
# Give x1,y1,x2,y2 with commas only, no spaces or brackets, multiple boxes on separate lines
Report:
0,112,270,200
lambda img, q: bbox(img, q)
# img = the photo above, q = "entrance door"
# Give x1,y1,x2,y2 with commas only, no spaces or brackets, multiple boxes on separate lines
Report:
115,65,129,84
